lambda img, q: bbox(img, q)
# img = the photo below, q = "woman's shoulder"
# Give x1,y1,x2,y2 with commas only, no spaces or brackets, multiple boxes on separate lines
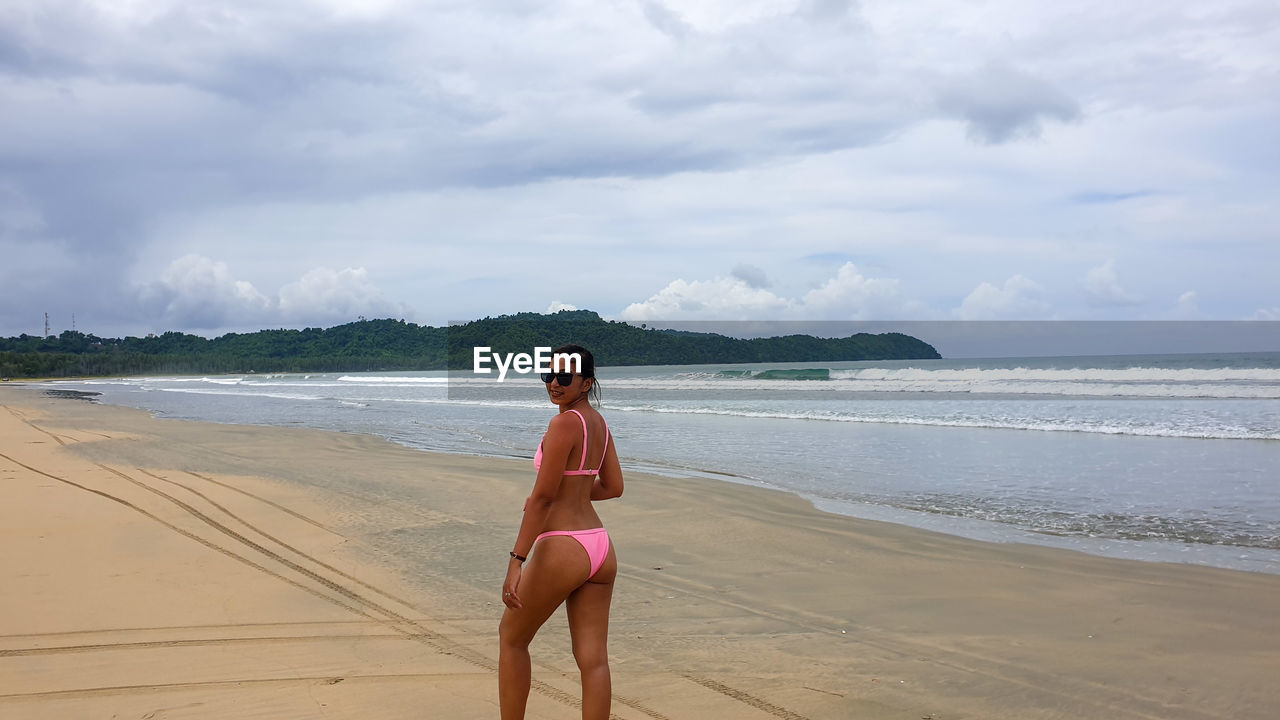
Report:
546,409,584,433
547,407,605,434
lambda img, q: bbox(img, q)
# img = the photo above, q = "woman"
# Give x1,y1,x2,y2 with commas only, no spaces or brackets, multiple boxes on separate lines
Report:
499,344,624,720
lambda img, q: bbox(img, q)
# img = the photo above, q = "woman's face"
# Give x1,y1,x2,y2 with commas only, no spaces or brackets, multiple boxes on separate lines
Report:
545,372,592,406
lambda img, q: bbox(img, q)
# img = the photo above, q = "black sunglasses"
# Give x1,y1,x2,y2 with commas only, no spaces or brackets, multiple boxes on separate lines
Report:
541,372,577,386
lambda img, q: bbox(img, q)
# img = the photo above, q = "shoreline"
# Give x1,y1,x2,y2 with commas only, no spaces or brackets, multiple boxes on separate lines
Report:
3,383,1279,718
27,377,1280,576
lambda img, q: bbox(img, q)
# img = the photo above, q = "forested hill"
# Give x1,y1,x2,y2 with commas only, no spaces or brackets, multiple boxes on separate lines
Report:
0,310,940,378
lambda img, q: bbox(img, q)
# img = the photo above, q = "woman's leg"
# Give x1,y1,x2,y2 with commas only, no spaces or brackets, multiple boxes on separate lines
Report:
566,545,617,720
498,537,590,720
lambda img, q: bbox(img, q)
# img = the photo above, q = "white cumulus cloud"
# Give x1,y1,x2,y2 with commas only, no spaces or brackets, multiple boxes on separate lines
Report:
619,263,924,320
139,255,272,330
1171,291,1206,319
138,256,408,331
277,267,407,325
954,275,1049,320
619,276,791,320
1083,259,1140,307
800,263,918,319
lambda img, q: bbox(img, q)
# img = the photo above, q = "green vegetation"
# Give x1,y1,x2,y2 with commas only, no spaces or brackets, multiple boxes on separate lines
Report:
0,310,939,379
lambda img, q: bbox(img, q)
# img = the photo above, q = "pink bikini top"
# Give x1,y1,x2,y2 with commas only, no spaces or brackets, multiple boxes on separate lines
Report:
533,408,611,476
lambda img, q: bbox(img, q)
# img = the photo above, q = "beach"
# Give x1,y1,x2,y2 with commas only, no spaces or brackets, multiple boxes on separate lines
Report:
3,383,1279,719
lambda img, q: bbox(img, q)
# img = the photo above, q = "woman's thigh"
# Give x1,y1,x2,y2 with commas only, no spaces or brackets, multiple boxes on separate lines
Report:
501,537,591,646
566,545,616,658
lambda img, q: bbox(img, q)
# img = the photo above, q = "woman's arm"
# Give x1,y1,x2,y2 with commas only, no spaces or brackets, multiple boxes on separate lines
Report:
512,412,579,554
503,413,578,608
590,432,624,501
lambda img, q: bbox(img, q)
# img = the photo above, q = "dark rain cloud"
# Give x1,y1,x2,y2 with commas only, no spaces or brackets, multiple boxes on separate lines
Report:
935,63,1081,144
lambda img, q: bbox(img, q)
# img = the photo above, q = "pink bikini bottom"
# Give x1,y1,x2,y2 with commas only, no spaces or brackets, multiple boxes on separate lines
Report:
534,527,611,578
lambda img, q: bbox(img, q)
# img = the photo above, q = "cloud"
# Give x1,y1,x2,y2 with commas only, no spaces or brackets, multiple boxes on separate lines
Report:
619,263,923,320
618,276,791,320
640,1,692,39
138,256,407,331
1082,260,1141,307
0,180,44,234
730,263,771,289
796,0,856,23
936,63,1081,144
0,0,901,264
801,252,859,265
1069,190,1159,205
277,267,409,325
3,2,1280,335
799,263,919,319
1172,291,1206,320
955,275,1049,319
546,301,579,313
138,255,272,330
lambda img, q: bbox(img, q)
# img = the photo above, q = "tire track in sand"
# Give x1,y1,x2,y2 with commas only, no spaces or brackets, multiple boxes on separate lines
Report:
1,410,689,720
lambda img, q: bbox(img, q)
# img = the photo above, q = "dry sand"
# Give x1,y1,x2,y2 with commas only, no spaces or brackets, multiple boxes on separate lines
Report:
2,384,1278,719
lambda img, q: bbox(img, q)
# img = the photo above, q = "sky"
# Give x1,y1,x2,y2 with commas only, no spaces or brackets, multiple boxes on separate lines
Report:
2,0,1279,340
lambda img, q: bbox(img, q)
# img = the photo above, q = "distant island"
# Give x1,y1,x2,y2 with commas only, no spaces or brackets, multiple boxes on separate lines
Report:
0,310,940,378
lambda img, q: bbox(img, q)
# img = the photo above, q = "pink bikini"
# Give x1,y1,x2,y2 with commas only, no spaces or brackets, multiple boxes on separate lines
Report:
532,409,612,578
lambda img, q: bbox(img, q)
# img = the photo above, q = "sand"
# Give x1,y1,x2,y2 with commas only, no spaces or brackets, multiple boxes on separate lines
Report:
2,383,1278,719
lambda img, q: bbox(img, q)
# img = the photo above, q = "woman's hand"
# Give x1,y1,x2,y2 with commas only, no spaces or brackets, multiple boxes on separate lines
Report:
502,559,524,609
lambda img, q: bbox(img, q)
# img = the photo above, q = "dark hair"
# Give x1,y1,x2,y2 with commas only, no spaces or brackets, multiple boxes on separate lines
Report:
552,343,601,404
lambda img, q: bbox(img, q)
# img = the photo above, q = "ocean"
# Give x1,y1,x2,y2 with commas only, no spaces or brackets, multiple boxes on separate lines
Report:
48,352,1280,575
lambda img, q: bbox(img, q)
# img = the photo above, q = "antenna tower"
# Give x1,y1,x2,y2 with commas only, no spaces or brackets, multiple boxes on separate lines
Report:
45,313,51,338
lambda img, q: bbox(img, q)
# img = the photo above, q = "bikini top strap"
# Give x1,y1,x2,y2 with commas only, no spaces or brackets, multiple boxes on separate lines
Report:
566,408,589,471
600,420,611,467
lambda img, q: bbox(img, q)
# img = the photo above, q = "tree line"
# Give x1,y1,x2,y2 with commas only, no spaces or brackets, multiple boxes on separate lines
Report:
0,310,940,379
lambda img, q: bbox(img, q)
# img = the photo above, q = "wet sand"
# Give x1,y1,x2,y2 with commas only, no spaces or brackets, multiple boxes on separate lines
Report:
2,384,1278,719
